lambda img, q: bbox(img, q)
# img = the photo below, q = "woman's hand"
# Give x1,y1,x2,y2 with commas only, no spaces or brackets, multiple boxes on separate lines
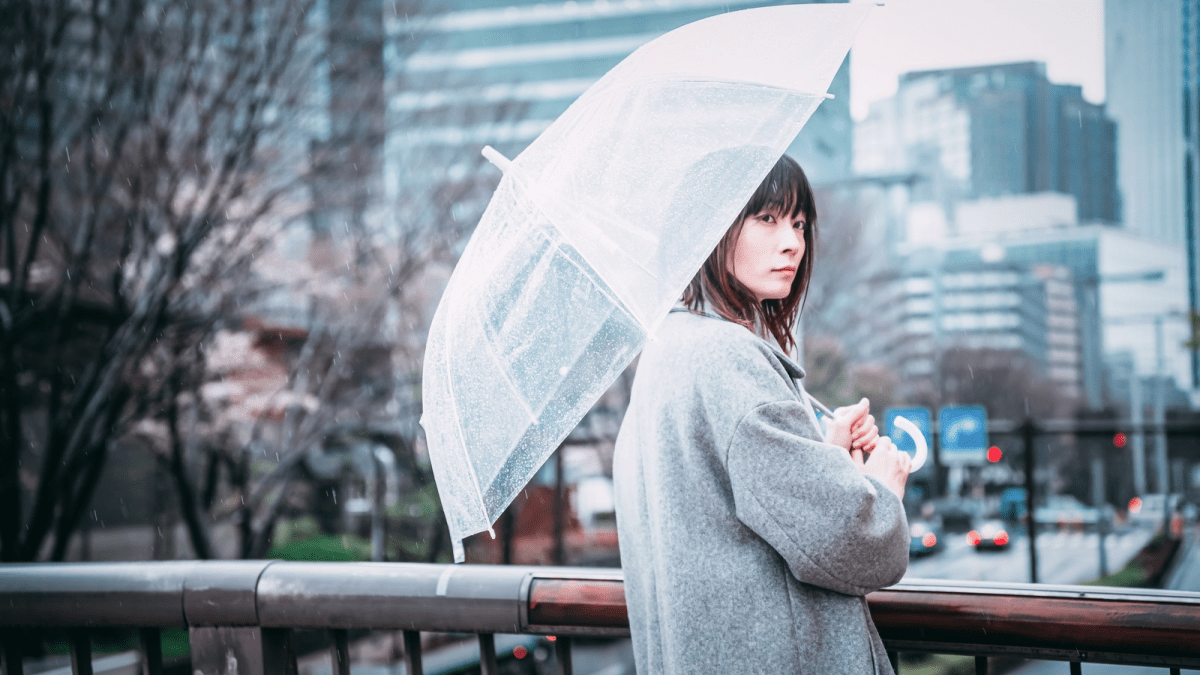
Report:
824,398,879,453
851,436,910,499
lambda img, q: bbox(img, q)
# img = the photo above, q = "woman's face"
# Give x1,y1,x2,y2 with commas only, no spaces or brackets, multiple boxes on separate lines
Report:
729,208,806,302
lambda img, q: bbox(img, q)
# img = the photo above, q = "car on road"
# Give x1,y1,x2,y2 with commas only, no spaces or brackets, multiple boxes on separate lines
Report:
999,487,1027,522
1034,494,1099,528
909,520,944,556
1127,493,1183,527
967,520,1011,551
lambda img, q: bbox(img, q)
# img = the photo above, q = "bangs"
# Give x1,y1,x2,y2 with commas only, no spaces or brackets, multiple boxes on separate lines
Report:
739,154,814,222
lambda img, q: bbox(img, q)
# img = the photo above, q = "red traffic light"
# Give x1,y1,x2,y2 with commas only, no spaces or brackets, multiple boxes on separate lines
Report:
986,446,1002,462
1114,432,1127,448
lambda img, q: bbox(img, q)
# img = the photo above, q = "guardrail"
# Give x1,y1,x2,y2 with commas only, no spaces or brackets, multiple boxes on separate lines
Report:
2,562,1199,675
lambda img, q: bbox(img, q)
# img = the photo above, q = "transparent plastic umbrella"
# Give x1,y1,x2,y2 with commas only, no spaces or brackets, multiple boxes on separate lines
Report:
420,4,873,561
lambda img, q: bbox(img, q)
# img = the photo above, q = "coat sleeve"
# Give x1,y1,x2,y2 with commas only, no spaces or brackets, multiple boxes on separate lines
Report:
724,399,910,596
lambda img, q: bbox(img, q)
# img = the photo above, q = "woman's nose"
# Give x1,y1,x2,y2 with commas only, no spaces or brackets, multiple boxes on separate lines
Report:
780,226,801,253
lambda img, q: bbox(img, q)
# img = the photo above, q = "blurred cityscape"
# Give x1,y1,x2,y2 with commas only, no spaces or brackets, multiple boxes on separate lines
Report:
3,0,1200,672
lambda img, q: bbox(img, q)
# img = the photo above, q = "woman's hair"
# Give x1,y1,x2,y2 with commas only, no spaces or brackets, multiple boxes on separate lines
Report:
681,154,817,354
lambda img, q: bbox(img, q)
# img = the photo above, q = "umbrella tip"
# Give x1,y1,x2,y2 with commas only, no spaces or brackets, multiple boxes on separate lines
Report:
487,526,496,539
481,145,513,174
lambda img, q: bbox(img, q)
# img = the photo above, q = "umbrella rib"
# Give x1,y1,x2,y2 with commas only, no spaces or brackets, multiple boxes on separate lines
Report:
441,287,500,540
583,71,836,103
483,149,651,332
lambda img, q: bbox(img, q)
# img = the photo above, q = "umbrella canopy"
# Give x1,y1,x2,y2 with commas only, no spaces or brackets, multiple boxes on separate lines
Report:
421,4,873,561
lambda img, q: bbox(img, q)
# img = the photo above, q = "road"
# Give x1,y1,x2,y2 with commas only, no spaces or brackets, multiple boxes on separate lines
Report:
905,527,1154,584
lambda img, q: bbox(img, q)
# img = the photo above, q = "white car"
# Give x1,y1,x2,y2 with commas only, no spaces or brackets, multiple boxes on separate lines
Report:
1127,493,1183,526
1034,495,1099,528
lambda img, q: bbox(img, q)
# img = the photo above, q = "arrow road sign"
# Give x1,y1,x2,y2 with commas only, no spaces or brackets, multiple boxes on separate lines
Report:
940,405,988,465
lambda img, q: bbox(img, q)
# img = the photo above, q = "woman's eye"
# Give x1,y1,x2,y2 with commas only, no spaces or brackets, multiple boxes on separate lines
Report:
758,213,775,223
794,220,806,230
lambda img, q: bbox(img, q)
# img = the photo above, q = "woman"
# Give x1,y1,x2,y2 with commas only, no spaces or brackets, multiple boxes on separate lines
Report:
613,155,912,674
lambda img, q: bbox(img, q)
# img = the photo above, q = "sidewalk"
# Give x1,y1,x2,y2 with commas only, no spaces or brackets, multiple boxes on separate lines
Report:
1164,523,1200,592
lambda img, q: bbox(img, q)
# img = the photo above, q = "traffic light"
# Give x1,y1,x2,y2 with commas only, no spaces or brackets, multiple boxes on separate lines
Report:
1113,432,1127,448
986,446,1002,462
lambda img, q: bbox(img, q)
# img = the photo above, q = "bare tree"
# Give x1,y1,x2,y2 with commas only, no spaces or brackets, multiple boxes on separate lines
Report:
143,1,524,559
803,335,900,412
916,346,1075,421
0,0,317,561
801,185,900,409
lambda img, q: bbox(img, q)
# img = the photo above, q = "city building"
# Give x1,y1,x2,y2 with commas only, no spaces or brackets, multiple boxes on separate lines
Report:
1104,0,1188,247
854,61,1119,224
1105,0,1200,386
861,257,1084,404
867,214,1190,412
388,0,856,190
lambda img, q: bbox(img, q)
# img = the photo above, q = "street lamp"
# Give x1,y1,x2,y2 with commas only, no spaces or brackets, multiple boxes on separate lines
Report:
1077,269,1167,496
1105,309,1188,496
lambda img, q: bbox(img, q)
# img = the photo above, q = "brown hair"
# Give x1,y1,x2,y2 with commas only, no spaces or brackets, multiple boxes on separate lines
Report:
681,155,816,354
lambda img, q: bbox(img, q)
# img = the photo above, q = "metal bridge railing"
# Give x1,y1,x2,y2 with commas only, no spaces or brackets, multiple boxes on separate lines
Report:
2,561,1199,675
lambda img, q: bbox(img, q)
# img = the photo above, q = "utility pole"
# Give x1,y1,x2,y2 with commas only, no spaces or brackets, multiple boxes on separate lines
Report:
371,448,387,562
1153,316,1170,495
1130,365,1148,496
1023,419,1038,584
1091,456,1109,577
553,444,566,566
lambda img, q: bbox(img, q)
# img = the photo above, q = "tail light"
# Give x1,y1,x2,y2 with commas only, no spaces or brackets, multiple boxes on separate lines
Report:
966,530,981,545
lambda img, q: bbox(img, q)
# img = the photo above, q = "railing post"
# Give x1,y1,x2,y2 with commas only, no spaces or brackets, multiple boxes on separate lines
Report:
1069,661,1081,675
974,655,987,675
477,634,497,675
328,629,349,675
139,628,163,675
402,631,422,675
261,629,297,675
3,631,23,675
887,650,899,675
1023,418,1039,584
555,636,573,675
190,627,296,675
185,561,282,675
69,630,92,675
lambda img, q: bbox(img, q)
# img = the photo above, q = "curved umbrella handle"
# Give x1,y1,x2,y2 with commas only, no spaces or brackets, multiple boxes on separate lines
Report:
892,416,928,473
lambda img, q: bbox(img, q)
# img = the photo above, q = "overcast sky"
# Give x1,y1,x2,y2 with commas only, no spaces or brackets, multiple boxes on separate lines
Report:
848,0,1105,120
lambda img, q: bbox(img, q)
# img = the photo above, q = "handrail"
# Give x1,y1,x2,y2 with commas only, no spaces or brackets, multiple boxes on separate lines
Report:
2,562,1200,671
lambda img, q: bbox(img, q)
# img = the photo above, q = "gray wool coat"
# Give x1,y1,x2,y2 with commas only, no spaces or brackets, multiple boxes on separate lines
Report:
613,309,909,674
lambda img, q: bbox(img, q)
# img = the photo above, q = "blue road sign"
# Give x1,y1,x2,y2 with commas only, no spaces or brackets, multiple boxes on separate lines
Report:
940,405,988,464
885,406,931,456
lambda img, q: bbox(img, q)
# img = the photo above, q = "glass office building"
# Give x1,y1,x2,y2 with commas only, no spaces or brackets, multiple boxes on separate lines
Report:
385,0,855,196
855,62,1119,224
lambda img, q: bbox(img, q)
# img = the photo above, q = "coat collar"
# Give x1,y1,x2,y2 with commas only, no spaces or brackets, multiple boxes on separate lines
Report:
669,307,807,381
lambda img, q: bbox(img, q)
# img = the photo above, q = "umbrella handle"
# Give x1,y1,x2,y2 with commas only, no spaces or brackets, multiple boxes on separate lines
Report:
806,393,835,418
482,145,513,174
892,416,928,473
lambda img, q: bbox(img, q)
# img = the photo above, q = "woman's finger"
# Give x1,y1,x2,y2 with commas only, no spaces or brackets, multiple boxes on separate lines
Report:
852,413,875,432
854,422,879,441
853,430,880,455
